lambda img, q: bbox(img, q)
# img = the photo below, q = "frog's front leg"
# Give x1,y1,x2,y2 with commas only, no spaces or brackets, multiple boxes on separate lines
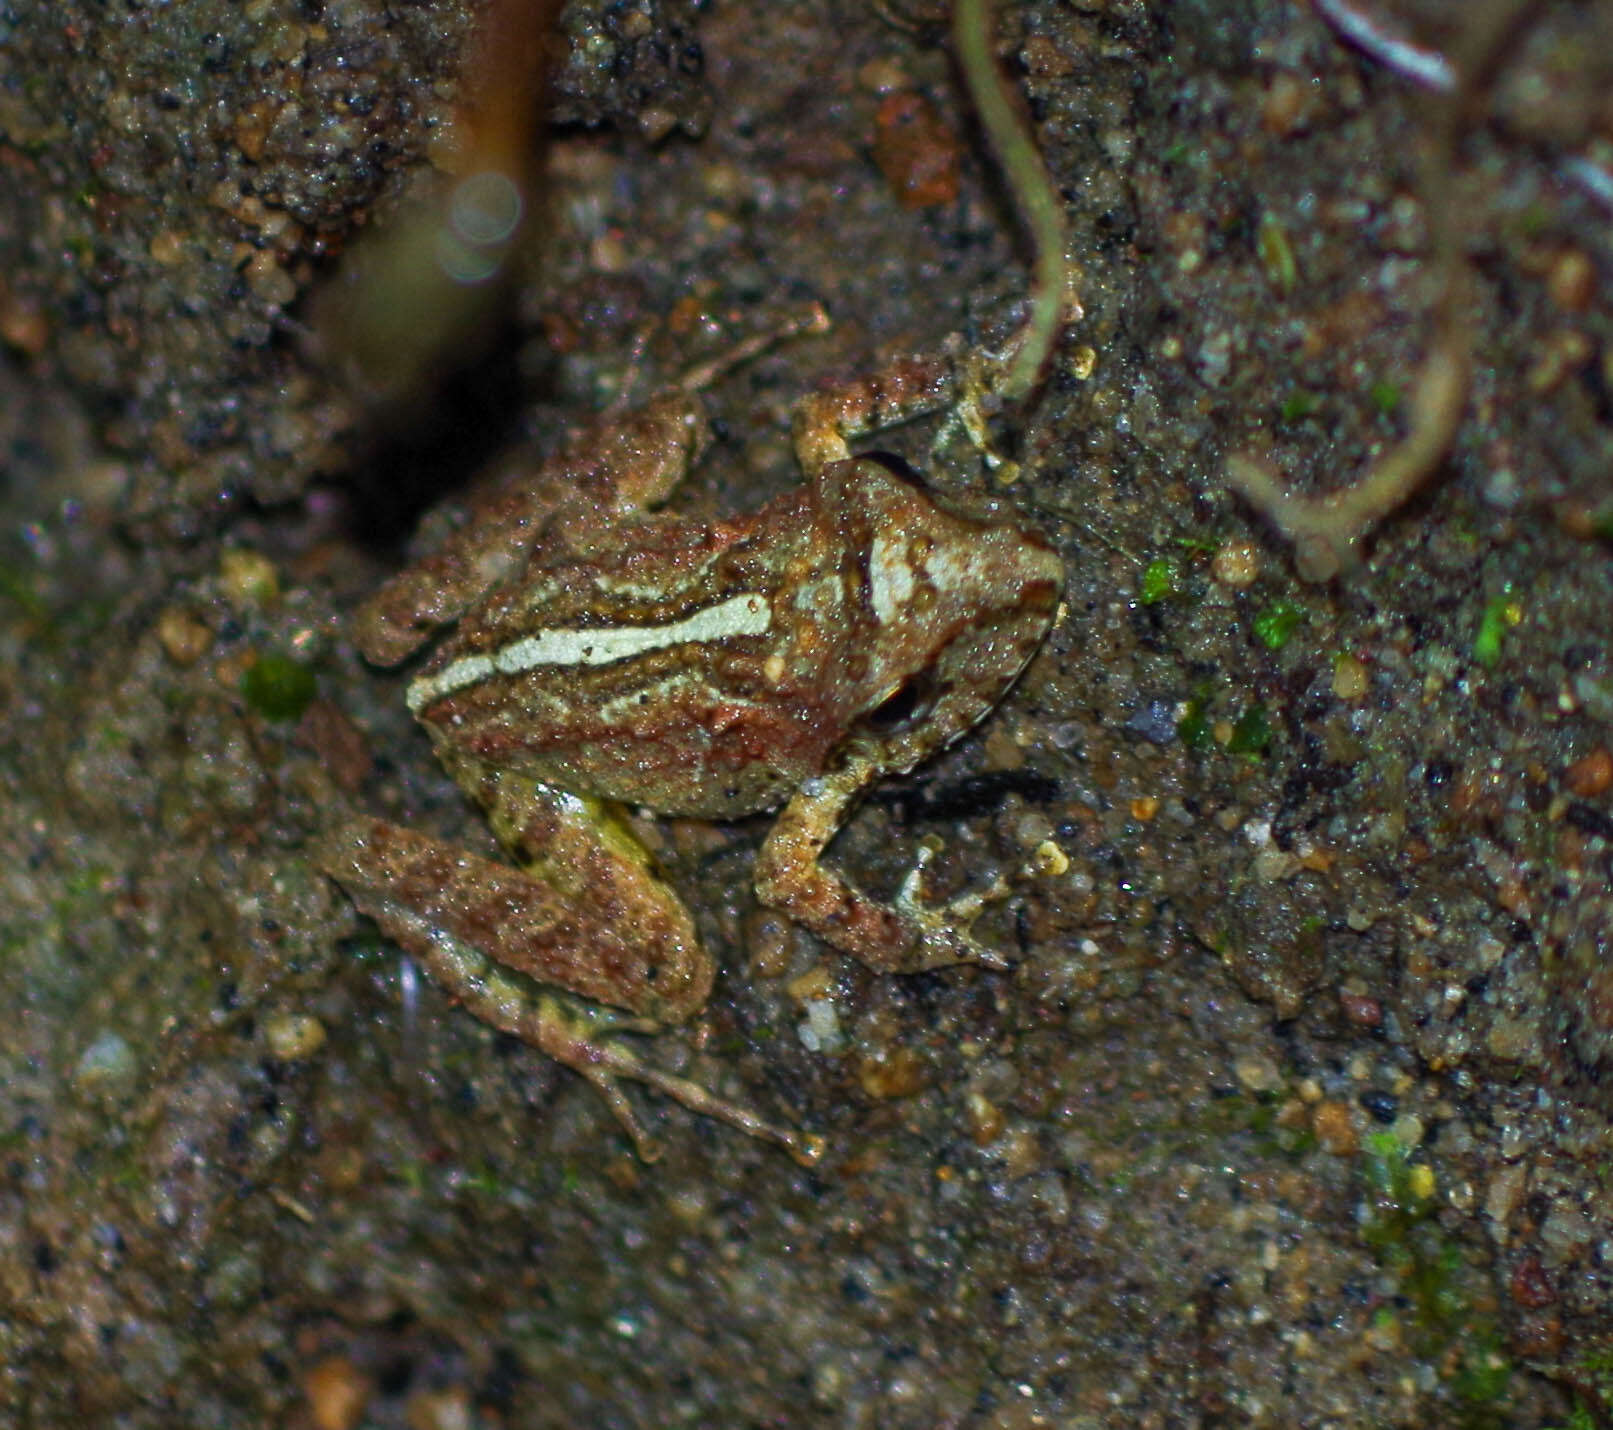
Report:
752,752,1012,975
318,787,819,1164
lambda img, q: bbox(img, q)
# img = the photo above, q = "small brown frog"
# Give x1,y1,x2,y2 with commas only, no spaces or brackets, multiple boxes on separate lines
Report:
320,349,1063,1162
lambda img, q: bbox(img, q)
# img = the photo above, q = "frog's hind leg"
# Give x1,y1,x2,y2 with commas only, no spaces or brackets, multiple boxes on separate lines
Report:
351,393,713,667
519,993,825,1167
788,343,1021,481
369,905,822,1164
790,351,960,474
319,818,821,1165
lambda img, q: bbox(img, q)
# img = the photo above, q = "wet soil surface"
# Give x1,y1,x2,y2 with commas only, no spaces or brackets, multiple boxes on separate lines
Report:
2,1,1611,1424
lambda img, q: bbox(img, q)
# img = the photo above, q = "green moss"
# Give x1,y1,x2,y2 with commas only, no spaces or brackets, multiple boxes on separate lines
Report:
1227,703,1271,757
241,652,317,721
1278,389,1320,423
1359,1132,1518,1419
1369,379,1402,415
1140,556,1180,605
0,563,48,621
1564,1343,1613,1415
1253,599,1307,650
1176,695,1212,750
1361,1130,1432,1241
1256,210,1298,297
1474,588,1518,670
1449,1334,1512,1406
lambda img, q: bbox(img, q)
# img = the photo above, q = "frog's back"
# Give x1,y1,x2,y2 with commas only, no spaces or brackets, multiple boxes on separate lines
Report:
406,496,859,818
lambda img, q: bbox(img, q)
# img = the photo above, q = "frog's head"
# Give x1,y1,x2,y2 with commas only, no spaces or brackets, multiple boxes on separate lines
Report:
832,455,1064,772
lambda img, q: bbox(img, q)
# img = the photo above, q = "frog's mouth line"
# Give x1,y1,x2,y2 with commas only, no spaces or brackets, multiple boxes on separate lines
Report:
406,592,774,713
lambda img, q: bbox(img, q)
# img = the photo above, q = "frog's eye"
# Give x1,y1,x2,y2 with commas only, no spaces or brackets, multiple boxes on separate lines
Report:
866,669,938,732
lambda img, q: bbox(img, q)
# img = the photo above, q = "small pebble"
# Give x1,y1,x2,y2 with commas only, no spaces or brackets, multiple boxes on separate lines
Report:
745,910,795,980
406,1384,473,1430
787,964,833,1003
1358,1088,1398,1124
1564,746,1612,798
1028,838,1069,876
1332,654,1369,702
264,1013,327,1061
857,1044,927,1101
245,248,297,307
148,230,187,266
1311,1099,1359,1155
797,998,843,1055
73,1031,138,1091
871,91,959,210
1337,987,1382,1027
1261,71,1313,136
1212,541,1260,588
1235,1053,1282,1094
636,106,679,144
219,548,280,607
966,1089,1004,1145
857,56,910,94
156,607,213,667
303,1355,370,1430
1391,1113,1425,1148
1545,247,1595,313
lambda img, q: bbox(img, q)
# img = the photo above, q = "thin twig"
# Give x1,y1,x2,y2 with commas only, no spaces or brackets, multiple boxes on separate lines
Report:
1226,0,1543,580
1311,0,1455,92
951,0,1066,400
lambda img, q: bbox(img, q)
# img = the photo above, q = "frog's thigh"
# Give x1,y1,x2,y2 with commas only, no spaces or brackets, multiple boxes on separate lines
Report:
319,811,712,1023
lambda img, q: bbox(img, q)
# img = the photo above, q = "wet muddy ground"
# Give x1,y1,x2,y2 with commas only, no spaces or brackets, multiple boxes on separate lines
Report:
2,1,1612,1424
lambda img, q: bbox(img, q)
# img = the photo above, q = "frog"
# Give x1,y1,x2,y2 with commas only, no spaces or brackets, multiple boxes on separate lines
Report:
318,339,1064,1163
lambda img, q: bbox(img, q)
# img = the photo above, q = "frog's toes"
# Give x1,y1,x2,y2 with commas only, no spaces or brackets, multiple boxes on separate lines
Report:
894,841,1013,972
528,994,823,1166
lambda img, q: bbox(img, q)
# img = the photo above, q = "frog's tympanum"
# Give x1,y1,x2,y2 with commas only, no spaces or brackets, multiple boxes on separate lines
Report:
321,353,1063,1160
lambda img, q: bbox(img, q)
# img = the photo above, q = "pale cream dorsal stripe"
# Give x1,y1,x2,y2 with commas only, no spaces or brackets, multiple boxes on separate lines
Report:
407,593,773,712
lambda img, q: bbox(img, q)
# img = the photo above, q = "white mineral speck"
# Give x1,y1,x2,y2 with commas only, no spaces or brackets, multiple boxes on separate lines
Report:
797,998,843,1055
